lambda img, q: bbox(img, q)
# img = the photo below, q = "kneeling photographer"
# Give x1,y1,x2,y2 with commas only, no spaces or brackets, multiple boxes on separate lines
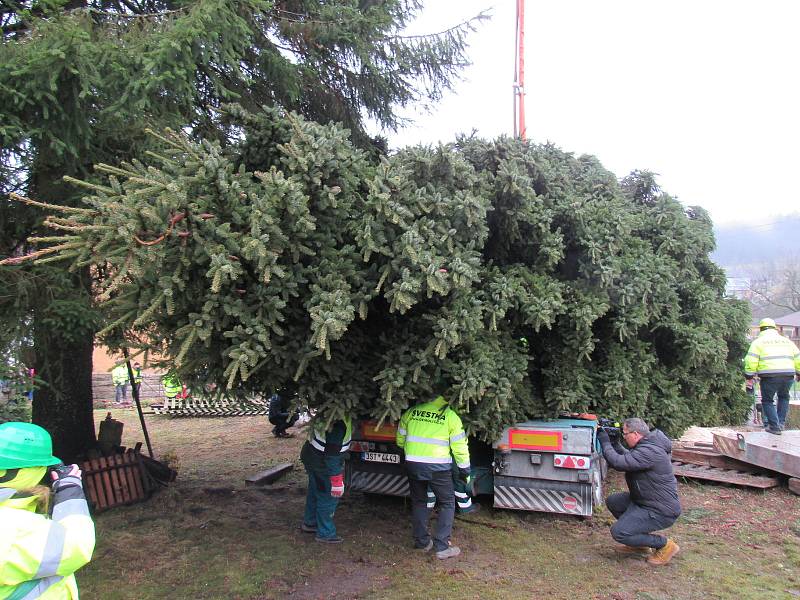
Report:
597,417,681,566
0,422,96,598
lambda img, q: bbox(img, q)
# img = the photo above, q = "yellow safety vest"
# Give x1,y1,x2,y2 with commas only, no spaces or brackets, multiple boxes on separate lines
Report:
744,329,800,377
111,365,128,386
397,396,470,469
162,375,182,399
0,484,95,600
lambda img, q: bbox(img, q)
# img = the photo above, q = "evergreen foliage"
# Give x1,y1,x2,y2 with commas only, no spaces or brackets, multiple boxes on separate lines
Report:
9,108,752,438
0,0,480,457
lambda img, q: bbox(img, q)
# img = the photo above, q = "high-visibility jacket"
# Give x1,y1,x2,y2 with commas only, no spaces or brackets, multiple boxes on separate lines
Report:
397,396,470,471
0,480,95,599
744,329,800,378
302,418,352,477
111,365,128,386
132,368,142,385
162,374,182,399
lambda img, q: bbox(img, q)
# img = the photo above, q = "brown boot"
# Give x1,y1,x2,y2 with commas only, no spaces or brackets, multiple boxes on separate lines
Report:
647,539,680,565
615,544,652,556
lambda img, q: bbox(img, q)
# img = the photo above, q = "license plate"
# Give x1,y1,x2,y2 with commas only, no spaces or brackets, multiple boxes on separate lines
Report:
362,452,400,464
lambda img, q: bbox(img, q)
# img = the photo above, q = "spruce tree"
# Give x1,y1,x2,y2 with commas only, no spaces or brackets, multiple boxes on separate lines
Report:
0,0,480,459
7,107,751,438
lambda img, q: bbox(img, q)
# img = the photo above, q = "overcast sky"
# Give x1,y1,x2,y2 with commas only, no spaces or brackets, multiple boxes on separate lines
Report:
380,1,799,227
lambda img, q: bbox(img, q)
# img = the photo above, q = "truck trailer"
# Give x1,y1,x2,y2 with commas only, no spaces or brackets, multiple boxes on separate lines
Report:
347,416,607,517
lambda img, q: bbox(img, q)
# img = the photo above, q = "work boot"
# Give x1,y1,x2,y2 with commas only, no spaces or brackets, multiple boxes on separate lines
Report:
647,539,680,566
614,544,652,556
315,535,343,544
414,540,433,552
436,545,461,560
300,522,317,533
766,425,782,435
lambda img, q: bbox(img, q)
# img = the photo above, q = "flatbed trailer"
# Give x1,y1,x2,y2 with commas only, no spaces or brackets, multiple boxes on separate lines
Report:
347,416,606,517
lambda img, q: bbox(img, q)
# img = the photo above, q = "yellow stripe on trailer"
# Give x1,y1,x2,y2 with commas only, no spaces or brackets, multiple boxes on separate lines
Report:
508,429,563,451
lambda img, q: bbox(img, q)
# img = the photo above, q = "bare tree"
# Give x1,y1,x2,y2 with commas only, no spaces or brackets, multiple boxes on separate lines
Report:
746,255,800,315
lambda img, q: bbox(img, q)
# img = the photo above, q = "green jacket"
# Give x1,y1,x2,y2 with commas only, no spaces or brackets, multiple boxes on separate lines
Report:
301,418,352,477
0,479,95,599
397,396,470,471
744,329,800,378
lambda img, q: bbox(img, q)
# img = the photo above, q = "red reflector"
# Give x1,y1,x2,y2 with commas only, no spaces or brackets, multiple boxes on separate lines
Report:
553,454,590,469
349,441,370,452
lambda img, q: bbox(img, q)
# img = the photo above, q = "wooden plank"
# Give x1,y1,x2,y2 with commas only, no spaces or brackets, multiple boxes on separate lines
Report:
671,448,770,473
245,463,293,486
789,478,800,496
672,461,781,489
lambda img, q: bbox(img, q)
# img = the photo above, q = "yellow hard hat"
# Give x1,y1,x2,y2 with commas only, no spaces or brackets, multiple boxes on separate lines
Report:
759,318,776,330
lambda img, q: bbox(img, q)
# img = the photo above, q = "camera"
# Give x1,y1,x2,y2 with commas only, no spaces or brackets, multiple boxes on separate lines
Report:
598,417,621,440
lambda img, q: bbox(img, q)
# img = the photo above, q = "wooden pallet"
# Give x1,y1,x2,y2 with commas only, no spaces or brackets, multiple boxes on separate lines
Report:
672,461,781,489
148,398,268,417
81,450,152,511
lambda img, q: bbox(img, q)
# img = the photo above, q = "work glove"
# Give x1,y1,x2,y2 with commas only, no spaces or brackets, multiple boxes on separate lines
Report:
330,473,344,498
50,463,83,492
597,428,610,446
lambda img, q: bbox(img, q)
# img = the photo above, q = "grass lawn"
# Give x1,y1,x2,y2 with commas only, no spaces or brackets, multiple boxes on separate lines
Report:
77,409,800,600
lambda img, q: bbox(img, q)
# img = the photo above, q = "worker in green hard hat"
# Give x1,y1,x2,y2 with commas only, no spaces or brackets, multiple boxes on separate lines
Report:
0,422,96,599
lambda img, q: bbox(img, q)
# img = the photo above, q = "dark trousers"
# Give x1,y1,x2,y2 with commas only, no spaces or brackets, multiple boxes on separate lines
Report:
408,469,455,552
606,492,676,549
269,412,298,435
759,375,794,428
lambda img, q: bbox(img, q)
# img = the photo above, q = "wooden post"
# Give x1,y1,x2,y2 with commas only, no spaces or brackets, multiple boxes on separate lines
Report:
122,347,154,458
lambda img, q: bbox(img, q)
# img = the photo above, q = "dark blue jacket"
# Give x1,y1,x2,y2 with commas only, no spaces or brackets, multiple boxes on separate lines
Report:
600,429,682,518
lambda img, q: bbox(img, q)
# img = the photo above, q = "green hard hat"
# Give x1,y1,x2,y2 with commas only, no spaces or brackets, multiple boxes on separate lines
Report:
0,422,61,470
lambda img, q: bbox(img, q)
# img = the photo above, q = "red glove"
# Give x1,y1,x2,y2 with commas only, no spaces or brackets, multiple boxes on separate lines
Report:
330,474,344,498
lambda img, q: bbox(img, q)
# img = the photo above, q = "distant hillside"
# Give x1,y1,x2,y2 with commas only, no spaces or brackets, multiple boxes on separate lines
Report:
712,214,800,272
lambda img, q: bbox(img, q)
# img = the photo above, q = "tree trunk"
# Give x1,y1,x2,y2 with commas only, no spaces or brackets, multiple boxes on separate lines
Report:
29,149,97,462
32,308,97,462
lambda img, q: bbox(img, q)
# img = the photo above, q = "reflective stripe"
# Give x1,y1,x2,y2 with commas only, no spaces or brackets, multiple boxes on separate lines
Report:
450,432,466,442
35,521,67,578
456,460,470,469
397,428,407,436
12,576,63,600
52,497,90,520
404,455,452,464
757,369,796,374
454,491,468,498
310,434,350,453
760,355,795,360
426,501,436,508
0,488,14,501
744,371,756,376
405,435,449,447
746,352,759,358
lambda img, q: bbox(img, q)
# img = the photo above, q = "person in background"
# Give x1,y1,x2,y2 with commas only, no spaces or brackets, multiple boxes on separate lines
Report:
0,422,96,598
397,390,470,560
131,361,143,400
162,372,183,406
300,416,352,543
111,363,128,405
268,387,299,438
744,317,800,435
597,418,682,566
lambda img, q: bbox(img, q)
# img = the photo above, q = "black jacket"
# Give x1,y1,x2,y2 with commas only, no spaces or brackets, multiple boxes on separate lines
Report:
600,429,682,518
